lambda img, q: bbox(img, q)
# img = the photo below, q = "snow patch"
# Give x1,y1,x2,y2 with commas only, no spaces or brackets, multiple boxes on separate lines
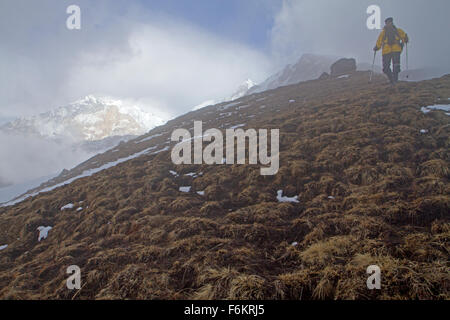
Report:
277,190,299,203
185,172,200,178
179,186,191,193
421,104,450,114
37,226,52,241
61,203,75,211
135,133,164,144
0,244,8,251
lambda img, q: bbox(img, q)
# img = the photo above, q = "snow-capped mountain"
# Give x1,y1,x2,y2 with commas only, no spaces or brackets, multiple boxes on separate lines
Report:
193,79,256,110
247,54,339,95
0,96,167,203
1,95,166,142
228,79,255,101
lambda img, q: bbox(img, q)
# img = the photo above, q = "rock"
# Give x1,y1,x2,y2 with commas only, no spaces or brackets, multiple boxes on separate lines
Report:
330,58,356,78
318,72,330,80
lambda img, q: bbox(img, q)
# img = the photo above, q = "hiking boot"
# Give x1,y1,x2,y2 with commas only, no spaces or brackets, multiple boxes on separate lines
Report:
384,71,394,84
392,72,399,83
387,74,395,85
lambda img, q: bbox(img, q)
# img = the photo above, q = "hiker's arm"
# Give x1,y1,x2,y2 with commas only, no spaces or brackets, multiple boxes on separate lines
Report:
398,28,409,43
374,30,385,51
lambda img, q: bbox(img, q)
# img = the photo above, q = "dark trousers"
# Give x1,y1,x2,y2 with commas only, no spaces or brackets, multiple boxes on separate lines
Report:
382,52,401,83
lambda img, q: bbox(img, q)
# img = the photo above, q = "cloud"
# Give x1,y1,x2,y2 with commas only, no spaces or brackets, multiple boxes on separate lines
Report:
2,0,450,120
270,0,450,69
65,20,271,118
0,1,273,200
0,0,133,117
0,132,92,186
0,0,271,119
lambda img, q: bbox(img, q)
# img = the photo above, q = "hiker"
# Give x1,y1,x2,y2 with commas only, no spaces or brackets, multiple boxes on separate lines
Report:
373,17,409,84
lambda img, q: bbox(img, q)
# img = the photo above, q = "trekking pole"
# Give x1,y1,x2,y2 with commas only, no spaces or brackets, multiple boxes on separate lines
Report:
369,50,376,83
405,43,409,79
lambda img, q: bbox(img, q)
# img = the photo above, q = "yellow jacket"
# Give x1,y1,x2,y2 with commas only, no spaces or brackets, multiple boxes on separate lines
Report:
375,27,408,55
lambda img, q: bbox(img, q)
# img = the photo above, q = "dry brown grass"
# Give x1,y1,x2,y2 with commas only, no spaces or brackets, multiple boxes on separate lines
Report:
0,72,449,299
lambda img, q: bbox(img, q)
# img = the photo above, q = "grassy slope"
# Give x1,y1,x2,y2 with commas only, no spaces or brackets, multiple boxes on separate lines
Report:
0,72,449,299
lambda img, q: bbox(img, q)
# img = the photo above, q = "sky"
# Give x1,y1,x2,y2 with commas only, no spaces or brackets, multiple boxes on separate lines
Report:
1,0,450,120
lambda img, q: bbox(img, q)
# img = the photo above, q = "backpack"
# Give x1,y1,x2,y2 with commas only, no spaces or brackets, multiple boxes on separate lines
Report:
384,26,402,47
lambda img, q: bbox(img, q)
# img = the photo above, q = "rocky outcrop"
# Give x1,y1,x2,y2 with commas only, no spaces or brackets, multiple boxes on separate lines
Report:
330,58,357,78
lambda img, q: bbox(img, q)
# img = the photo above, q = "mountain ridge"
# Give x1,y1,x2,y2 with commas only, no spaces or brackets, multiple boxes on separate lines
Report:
0,96,167,203
246,54,340,95
0,95,166,142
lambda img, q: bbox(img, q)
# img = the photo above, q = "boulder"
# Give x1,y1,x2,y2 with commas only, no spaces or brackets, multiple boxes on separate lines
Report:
330,58,356,78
